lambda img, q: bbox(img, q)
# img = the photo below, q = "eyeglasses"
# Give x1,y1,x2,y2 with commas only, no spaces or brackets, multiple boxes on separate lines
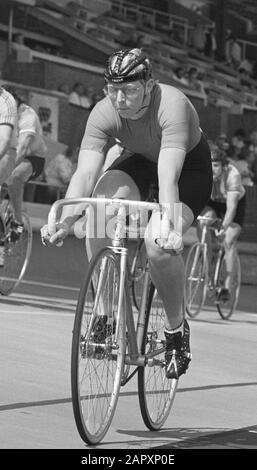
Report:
104,84,143,98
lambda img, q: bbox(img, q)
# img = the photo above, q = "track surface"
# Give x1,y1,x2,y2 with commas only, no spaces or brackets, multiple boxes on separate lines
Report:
0,234,256,450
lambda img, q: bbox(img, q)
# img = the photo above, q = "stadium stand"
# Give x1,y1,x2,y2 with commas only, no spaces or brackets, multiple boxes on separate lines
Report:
0,0,257,257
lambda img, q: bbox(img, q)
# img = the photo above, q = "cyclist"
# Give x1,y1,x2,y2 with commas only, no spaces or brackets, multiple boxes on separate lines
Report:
41,48,213,379
202,143,246,301
0,86,17,173
2,86,46,239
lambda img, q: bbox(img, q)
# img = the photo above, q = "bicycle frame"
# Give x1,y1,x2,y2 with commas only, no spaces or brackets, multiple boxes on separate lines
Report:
197,216,224,292
48,197,165,369
186,214,241,321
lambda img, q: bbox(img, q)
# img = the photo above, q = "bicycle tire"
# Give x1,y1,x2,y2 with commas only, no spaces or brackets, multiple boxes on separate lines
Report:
131,239,147,311
71,247,126,445
216,251,241,320
184,242,208,318
138,284,178,430
0,211,32,295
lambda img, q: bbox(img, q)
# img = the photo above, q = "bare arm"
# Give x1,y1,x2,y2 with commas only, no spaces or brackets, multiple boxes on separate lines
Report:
60,148,105,227
0,124,13,160
222,191,240,230
16,131,34,165
158,147,186,230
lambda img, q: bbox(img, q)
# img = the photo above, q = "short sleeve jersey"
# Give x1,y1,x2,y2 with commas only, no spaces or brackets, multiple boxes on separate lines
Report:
81,83,201,161
11,104,47,158
211,163,245,202
0,87,17,128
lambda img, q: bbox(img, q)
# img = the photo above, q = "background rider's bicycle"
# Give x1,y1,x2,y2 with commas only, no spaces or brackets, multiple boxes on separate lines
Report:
184,215,241,320
0,184,32,295
48,197,178,446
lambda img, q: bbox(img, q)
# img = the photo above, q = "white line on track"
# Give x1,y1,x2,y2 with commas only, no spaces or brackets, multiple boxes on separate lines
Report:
0,309,74,317
201,304,256,317
20,278,80,291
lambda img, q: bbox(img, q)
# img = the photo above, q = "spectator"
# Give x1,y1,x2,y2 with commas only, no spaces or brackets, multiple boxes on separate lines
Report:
225,30,232,64
230,36,242,70
11,33,32,63
215,133,230,152
227,143,241,161
187,67,206,94
225,34,242,70
58,83,70,95
189,21,206,53
204,25,217,58
231,128,246,150
69,82,92,109
249,130,257,156
172,67,189,86
228,145,254,187
245,145,257,184
248,130,257,182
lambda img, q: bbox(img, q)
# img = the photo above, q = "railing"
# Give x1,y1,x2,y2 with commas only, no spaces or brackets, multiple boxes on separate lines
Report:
238,37,257,63
30,50,103,74
86,0,190,44
115,0,189,44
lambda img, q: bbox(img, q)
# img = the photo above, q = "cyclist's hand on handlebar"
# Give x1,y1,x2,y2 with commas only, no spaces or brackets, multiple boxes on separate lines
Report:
155,230,184,254
215,226,226,238
40,221,69,247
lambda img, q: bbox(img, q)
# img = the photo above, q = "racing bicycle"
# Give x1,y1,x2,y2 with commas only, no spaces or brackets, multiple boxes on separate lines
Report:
47,196,179,445
184,215,241,320
0,184,32,295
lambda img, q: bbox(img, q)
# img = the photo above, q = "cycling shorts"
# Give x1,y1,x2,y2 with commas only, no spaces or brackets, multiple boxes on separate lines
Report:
25,156,45,181
107,133,212,220
207,194,246,227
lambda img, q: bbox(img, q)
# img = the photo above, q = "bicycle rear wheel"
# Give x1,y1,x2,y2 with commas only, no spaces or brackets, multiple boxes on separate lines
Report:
216,251,241,320
71,247,126,445
184,242,208,318
138,284,178,430
0,211,32,295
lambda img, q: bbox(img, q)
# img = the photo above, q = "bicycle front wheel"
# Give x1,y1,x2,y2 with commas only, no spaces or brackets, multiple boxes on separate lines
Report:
184,242,208,318
0,212,32,295
131,239,147,311
216,251,241,320
138,285,178,430
71,247,126,445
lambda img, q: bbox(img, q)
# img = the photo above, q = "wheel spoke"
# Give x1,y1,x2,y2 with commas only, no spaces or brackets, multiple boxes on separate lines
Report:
138,287,178,430
185,243,207,318
71,248,125,445
216,253,241,320
0,212,32,295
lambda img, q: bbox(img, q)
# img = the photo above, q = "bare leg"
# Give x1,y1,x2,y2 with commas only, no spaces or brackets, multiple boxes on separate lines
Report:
224,224,241,290
84,170,141,316
7,160,33,222
144,205,194,330
0,153,16,185
85,170,141,260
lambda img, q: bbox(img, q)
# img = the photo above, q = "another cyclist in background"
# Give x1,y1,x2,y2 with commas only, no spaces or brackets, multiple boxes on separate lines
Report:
41,48,213,380
2,86,46,240
202,143,246,302
0,86,17,172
